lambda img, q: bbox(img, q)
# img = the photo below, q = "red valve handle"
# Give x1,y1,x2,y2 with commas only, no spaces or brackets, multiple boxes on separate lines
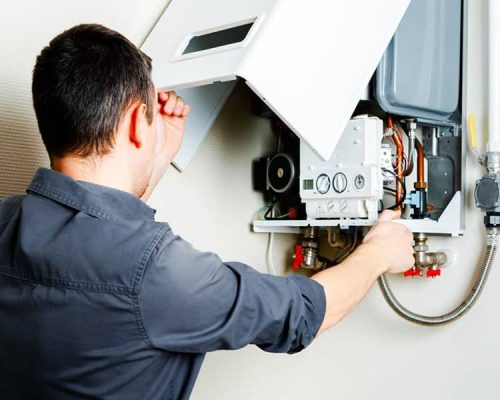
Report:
427,268,441,278
403,267,423,277
293,245,304,270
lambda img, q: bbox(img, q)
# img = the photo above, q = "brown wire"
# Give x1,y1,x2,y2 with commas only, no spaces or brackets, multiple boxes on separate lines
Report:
387,115,404,209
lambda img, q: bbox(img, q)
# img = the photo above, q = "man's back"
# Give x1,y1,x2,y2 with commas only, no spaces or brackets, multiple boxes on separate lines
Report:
0,168,325,399
0,168,199,399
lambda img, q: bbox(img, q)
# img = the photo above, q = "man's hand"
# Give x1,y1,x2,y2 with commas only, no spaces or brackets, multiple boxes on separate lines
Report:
141,91,190,201
155,91,190,165
311,210,414,333
360,210,415,274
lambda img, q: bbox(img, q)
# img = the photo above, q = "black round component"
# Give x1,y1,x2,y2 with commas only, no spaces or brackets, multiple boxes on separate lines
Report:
475,176,500,210
267,153,296,193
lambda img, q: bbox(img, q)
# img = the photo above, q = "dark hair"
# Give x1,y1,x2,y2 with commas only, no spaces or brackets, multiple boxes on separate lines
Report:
32,24,154,158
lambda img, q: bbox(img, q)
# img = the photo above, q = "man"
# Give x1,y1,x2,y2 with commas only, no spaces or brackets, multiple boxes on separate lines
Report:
0,24,414,399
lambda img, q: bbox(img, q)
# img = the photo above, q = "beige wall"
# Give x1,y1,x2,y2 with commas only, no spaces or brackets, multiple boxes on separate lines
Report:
1,1,498,399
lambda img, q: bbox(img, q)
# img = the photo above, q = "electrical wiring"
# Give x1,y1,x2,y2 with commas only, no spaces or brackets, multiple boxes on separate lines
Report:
395,124,415,177
266,232,277,275
386,116,405,208
382,168,407,210
386,136,407,173
264,202,277,220
263,201,295,220
277,212,292,219
254,202,293,221
254,205,272,221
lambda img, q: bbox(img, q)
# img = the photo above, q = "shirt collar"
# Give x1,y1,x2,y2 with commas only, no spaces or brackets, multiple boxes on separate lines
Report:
27,168,156,221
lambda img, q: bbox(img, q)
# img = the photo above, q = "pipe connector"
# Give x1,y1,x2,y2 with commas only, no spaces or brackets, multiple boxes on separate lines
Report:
485,151,500,175
413,233,448,270
407,119,417,140
293,227,330,270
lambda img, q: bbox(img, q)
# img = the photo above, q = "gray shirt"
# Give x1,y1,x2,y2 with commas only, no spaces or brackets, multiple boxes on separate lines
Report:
0,168,326,399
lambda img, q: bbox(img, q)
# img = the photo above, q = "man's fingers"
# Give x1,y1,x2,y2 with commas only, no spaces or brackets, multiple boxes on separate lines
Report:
158,91,169,102
163,92,178,114
377,210,401,222
173,96,185,116
157,91,191,119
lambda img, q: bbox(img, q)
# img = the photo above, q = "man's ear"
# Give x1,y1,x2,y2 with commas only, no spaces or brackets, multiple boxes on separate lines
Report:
128,100,149,149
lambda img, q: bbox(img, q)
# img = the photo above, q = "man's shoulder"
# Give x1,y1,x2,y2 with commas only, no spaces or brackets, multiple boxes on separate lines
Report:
0,195,25,221
1,191,172,291
0,194,25,207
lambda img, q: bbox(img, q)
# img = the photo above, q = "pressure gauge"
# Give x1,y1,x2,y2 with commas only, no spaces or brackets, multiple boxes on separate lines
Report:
332,172,348,193
316,174,330,194
354,174,365,190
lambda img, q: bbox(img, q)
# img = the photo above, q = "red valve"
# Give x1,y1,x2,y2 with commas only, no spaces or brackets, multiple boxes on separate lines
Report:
403,267,423,277
288,207,298,219
292,245,304,270
427,268,441,278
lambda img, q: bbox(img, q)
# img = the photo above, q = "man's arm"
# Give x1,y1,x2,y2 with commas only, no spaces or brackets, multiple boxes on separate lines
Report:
311,210,414,334
140,92,414,343
138,230,325,354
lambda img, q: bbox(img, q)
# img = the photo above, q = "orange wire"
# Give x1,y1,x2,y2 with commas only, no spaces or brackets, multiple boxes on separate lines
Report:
387,116,404,209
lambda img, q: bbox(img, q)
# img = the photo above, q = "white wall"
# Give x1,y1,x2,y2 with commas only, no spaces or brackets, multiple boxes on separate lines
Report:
0,0,170,197
1,1,498,399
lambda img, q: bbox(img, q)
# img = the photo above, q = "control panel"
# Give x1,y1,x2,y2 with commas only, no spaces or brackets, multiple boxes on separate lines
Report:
299,117,384,222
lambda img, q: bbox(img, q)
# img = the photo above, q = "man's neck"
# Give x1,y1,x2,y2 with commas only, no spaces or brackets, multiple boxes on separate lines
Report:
51,155,135,196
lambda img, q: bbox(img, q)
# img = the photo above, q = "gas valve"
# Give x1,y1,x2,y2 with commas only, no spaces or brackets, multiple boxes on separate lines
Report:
404,233,447,278
292,227,331,270
415,233,447,277
292,245,304,270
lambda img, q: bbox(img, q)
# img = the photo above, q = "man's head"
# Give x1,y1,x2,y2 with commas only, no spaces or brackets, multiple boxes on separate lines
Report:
32,24,187,198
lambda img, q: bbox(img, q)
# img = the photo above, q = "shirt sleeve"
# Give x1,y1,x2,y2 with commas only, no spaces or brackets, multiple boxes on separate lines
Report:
138,230,326,354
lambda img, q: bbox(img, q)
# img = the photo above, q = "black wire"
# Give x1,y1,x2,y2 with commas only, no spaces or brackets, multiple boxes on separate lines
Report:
271,118,283,153
264,201,278,220
382,169,407,210
380,189,399,211
264,201,292,221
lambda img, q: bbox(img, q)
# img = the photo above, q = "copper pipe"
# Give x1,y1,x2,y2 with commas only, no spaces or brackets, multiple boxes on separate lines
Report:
388,116,404,209
415,139,426,189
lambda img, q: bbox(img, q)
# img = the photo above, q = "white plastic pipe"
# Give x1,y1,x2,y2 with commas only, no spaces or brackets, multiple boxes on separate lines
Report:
488,0,500,152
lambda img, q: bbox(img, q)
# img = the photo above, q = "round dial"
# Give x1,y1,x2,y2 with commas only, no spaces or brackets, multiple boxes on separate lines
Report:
354,174,365,190
332,172,348,193
316,174,330,194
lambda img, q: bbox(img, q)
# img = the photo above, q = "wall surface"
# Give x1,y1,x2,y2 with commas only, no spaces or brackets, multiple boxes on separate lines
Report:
1,1,498,400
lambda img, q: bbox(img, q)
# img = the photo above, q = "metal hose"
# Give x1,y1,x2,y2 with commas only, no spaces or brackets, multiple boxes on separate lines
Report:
377,228,499,326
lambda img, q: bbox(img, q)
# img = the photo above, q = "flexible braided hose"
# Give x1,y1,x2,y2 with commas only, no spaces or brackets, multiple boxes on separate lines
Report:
378,229,499,326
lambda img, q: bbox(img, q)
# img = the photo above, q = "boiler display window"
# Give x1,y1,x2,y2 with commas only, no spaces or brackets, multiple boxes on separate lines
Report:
303,179,314,190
